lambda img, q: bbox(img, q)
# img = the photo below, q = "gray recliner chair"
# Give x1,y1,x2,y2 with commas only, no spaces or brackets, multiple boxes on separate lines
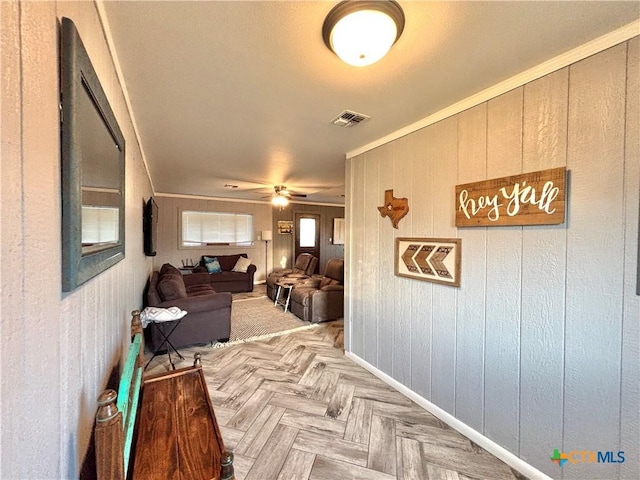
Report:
266,253,318,300
289,258,344,323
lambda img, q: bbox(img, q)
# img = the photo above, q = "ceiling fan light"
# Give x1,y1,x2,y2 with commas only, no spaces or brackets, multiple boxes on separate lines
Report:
272,195,289,208
323,1,405,67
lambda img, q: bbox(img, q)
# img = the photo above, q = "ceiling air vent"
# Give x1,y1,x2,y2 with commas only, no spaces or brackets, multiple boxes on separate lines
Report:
331,110,370,127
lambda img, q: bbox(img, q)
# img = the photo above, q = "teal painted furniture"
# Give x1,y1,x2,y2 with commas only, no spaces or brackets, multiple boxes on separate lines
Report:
94,311,234,480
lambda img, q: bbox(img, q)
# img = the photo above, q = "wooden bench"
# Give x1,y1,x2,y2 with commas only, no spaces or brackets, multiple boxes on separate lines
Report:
94,310,234,480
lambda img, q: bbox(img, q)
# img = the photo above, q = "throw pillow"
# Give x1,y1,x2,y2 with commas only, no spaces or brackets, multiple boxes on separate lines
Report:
232,256,252,273
140,306,187,327
204,256,222,274
157,275,187,301
160,263,181,276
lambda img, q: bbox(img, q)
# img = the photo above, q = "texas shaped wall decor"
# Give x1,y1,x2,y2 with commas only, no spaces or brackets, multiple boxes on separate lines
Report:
378,189,409,229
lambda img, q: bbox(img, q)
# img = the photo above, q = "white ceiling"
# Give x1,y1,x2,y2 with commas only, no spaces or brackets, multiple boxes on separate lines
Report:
100,1,639,205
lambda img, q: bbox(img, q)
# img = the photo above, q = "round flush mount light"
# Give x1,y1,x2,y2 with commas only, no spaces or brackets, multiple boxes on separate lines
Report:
322,0,405,67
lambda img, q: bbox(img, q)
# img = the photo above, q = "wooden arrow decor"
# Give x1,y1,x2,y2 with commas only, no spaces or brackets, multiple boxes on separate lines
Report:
378,190,409,229
395,237,461,287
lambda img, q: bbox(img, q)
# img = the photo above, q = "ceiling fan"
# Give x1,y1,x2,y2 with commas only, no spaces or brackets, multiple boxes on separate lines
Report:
220,178,341,203
273,185,306,198
266,185,306,208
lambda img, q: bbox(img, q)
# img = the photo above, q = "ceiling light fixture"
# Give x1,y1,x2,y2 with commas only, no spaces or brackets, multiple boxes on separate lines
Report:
322,0,405,67
272,195,289,208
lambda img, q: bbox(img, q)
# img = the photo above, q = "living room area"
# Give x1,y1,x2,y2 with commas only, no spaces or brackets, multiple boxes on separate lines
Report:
142,193,346,351
145,252,346,361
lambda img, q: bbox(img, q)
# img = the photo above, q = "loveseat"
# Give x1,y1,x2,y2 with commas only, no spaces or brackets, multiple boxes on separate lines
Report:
289,258,344,323
192,253,256,293
146,263,232,350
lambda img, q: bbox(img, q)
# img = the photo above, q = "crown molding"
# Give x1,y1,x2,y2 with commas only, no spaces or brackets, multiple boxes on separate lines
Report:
347,20,640,159
155,192,344,208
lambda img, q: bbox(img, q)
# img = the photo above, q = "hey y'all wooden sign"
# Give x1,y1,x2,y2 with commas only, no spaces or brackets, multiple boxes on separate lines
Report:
455,167,566,227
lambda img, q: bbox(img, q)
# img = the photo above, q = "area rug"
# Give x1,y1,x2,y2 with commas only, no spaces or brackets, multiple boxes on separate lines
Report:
220,295,318,348
232,283,267,301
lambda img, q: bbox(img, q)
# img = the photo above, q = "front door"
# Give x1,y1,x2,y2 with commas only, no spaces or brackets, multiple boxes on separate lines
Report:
294,213,320,274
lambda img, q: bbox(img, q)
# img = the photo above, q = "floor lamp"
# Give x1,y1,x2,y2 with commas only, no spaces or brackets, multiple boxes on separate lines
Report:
261,230,272,283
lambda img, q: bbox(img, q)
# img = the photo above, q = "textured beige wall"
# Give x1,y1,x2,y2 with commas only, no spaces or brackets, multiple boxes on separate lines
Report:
1,1,153,477
346,39,639,479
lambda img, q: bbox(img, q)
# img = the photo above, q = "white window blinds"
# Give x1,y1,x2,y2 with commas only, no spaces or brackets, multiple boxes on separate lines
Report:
182,211,253,246
81,206,119,245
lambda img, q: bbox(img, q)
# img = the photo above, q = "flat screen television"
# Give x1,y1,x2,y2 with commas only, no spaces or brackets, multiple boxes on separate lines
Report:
143,197,158,257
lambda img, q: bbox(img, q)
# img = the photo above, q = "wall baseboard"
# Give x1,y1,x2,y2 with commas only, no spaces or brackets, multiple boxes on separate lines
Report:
344,351,554,480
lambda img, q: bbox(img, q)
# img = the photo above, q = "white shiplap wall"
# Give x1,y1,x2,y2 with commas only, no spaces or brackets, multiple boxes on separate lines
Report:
346,39,639,479
1,1,153,477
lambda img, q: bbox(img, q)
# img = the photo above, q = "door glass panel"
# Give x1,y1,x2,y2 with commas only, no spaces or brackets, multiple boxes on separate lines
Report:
299,218,316,247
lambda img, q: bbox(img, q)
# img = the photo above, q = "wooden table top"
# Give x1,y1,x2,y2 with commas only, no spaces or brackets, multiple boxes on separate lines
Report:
132,367,225,480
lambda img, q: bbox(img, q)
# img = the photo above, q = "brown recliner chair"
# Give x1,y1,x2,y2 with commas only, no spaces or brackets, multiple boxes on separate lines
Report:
266,253,318,300
289,258,344,323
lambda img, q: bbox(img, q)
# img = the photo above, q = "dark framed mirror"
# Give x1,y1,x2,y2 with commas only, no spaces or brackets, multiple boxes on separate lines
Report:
60,17,125,292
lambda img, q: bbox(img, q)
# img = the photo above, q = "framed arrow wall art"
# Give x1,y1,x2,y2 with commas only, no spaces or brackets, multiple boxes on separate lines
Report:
395,237,462,287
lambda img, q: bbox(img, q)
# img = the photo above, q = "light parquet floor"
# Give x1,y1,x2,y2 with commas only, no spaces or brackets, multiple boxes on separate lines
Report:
146,320,528,480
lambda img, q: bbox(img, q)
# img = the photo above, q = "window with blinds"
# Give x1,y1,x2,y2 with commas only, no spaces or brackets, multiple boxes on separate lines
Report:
181,210,254,247
81,206,119,247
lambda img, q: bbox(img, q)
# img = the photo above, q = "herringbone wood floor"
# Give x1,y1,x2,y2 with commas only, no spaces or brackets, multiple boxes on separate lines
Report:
146,319,527,480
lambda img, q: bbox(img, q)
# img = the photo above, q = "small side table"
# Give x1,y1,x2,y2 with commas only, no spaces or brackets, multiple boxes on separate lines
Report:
141,307,189,370
146,319,186,370
274,280,296,313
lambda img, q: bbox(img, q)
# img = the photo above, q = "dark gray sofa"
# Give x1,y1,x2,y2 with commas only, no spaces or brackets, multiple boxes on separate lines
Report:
146,263,232,350
193,253,256,293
